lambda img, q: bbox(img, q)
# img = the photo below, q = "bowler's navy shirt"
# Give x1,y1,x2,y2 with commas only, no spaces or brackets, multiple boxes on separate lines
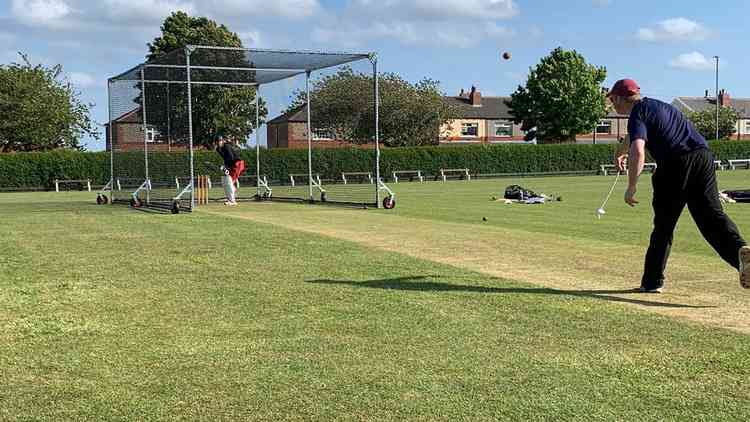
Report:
628,97,708,164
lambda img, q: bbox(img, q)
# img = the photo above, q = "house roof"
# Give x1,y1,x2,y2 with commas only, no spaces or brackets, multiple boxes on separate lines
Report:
268,105,308,124
115,108,142,123
673,96,750,118
266,94,630,124
443,95,627,120
442,96,512,119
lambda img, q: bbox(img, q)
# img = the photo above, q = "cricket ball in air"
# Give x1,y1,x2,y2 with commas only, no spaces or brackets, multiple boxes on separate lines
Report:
502,52,512,60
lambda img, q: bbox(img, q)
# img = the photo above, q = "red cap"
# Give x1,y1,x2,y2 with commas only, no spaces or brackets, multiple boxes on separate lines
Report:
607,79,640,97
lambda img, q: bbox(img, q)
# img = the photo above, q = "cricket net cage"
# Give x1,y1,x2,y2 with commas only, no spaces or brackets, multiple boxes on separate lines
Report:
105,46,395,213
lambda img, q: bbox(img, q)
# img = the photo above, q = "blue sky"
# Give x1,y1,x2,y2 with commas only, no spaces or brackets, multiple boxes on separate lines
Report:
2,0,749,150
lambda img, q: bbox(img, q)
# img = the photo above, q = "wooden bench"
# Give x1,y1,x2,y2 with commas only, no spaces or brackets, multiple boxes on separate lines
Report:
599,163,656,176
392,170,424,183
55,178,91,192
599,164,621,176
439,168,471,182
236,175,268,189
342,172,373,184
289,173,321,187
728,159,750,170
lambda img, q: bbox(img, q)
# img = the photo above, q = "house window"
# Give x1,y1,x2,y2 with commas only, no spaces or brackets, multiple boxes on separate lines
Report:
146,127,158,143
494,122,512,137
596,120,612,134
312,128,335,140
745,120,750,133
461,122,478,137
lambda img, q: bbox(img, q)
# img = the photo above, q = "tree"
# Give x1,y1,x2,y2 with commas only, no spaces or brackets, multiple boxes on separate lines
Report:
289,67,457,147
145,11,267,147
507,47,608,144
688,107,739,140
0,53,97,152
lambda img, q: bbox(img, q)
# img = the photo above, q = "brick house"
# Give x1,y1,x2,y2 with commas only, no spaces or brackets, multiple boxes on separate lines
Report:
672,90,750,140
440,87,525,144
266,105,363,149
105,107,182,152
440,86,627,145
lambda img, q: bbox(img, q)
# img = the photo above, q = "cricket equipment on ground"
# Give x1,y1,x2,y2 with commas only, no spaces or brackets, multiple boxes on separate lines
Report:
740,246,750,289
596,171,621,219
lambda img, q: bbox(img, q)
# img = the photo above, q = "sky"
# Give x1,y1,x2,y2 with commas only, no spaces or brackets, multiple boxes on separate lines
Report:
2,0,749,150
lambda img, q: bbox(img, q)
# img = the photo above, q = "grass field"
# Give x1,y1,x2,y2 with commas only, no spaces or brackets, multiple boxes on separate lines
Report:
2,172,750,421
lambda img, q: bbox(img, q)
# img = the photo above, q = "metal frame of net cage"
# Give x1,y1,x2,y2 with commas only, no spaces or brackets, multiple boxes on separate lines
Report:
104,45,395,213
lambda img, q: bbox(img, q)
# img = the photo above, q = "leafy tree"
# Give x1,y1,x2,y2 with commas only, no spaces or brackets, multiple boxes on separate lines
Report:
144,11,266,148
688,107,739,140
0,53,97,152
289,67,457,147
507,47,607,144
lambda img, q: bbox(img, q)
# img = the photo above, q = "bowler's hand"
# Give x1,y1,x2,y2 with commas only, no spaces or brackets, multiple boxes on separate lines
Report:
615,154,628,172
624,186,638,207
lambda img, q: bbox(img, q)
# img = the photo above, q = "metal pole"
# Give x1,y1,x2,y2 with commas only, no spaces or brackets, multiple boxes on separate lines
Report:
186,47,196,209
593,123,597,145
306,71,313,201
107,80,114,204
140,67,150,203
714,55,720,141
255,86,261,197
373,57,381,207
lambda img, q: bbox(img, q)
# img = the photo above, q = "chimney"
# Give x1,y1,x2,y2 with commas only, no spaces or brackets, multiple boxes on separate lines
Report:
469,85,482,106
705,89,709,98
719,89,731,107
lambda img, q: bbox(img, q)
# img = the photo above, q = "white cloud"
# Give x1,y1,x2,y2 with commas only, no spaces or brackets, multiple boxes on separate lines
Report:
350,0,518,21
669,52,716,71
207,0,320,19
68,71,98,88
311,0,519,48
637,18,709,42
11,0,72,28
102,0,195,24
313,19,515,48
238,31,262,47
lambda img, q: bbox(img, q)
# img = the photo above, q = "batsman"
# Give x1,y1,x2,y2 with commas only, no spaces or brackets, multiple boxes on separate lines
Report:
213,133,246,206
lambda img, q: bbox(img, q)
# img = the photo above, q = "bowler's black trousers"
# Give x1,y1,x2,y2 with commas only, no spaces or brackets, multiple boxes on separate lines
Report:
642,149,747,289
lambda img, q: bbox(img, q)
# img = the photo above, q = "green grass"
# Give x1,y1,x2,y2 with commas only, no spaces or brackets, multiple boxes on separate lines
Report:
383,171,750,257
2,173,750,421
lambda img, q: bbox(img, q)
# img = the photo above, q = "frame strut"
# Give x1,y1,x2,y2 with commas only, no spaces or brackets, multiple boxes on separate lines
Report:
186,47,196,210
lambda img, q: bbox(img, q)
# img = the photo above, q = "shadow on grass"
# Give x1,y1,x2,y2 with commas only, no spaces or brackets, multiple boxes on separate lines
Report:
306,276,714,309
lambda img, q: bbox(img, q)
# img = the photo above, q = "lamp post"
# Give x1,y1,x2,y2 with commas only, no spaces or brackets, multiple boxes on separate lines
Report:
714,55,719,141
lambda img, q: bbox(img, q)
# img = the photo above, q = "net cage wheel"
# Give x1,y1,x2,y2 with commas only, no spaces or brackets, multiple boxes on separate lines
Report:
171,200,181,214
383,196,396,210
130,197,142,208
96,194,109,205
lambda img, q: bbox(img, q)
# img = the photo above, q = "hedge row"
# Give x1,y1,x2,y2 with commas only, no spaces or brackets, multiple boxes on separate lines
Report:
2,141,750,189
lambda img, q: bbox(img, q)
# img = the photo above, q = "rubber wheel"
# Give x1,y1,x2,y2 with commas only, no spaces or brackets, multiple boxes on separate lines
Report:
320,192,327,202
383,196,396,209
130,198,141,208
102,195,109,205
171,201,180,214
96,195,103,205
